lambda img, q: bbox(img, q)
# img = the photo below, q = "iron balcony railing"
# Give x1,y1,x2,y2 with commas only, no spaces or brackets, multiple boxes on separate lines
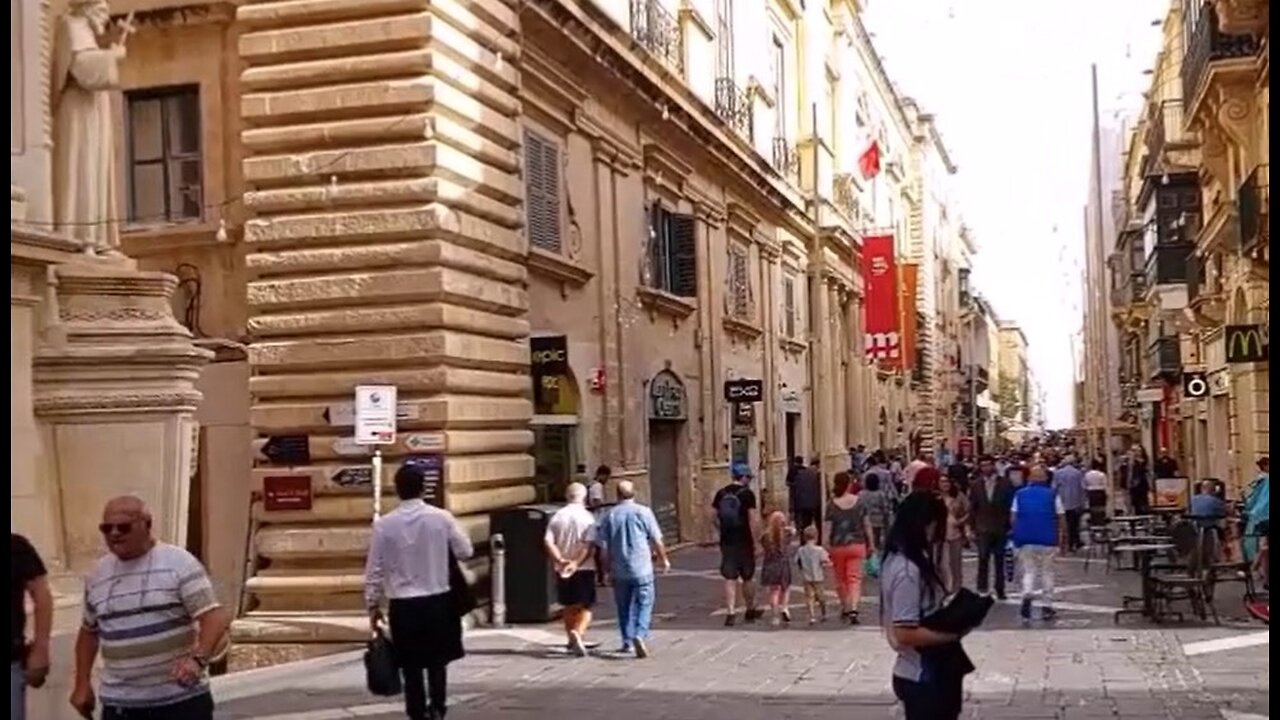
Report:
629,0,683,75
713,77,752,140
1181,2,1260,105
1148,336,1181,378
1144,242,1194,289
771,137,799,184
1239,164,1269,250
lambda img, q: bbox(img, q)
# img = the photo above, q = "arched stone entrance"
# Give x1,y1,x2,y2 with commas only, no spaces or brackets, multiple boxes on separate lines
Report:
647,369,687,542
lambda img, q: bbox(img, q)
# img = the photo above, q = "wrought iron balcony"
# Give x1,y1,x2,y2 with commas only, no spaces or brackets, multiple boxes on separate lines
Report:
771,137,799,184
629,0,683,75
1142,100,1195,174
713,78,753,140
1239,164,1269,251
1182,2,1260,105
1148,336,1181,379
1144,242,1194,289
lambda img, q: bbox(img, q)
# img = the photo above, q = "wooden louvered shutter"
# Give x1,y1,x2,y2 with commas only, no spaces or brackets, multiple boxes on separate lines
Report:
669,213,698,298
523,129,562,253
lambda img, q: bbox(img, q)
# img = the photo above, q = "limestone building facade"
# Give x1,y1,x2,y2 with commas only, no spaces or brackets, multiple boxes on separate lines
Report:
1106,0,1268,493
12,0,996,668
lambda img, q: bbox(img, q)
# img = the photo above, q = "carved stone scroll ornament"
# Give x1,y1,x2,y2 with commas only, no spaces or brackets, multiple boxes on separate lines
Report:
50,0,134,254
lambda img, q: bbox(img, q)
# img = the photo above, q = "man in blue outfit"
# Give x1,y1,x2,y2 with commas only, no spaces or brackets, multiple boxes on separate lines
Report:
1010,465,1065,622
596,480,670,658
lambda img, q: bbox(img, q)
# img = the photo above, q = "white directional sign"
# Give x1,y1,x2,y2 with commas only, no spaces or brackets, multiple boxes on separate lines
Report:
354,385,398,445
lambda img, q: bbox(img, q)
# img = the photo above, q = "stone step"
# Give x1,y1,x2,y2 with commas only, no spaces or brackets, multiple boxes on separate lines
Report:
255,514,491,559
245,573,363,594
232,610,370,644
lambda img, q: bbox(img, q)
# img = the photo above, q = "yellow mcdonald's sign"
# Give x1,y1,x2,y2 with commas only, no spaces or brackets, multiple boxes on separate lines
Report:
1225,324,1269,364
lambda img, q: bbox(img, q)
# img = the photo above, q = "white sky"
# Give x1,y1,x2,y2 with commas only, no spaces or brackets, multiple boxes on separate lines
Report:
862,0,1168,429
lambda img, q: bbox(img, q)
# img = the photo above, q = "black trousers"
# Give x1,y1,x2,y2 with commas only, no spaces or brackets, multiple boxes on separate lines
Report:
389,594,462,720
103,693,214,720
402,664,447,720
1064,509,1084,551
893,675,963,720
793,507,821,536
974,532,1007,596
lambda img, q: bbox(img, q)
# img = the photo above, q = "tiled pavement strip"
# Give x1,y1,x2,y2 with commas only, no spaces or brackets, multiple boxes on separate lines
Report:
215,546,1269,720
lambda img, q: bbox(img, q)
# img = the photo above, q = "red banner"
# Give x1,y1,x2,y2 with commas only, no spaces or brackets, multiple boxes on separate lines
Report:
862,234,900,362
899,263,919,371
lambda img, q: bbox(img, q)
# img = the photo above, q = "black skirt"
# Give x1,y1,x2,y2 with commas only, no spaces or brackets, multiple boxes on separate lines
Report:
388,592,465,668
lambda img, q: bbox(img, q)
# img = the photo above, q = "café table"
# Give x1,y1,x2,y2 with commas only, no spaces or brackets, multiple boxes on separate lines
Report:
1112,542,1177,623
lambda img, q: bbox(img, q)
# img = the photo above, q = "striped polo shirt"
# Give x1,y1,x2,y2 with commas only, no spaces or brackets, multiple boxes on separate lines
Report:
83,543,220,708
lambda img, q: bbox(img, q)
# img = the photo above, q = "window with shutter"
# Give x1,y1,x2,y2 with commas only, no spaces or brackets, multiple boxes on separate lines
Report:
645,204,698,298
783,275,797,338
669,214,698,298
523,129,562,253
728,244,751,318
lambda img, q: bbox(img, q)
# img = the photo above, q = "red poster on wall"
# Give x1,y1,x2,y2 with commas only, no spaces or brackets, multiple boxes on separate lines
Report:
862,234,900,362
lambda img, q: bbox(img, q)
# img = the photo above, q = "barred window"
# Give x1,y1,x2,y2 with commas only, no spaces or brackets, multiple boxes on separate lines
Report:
727,243,751,319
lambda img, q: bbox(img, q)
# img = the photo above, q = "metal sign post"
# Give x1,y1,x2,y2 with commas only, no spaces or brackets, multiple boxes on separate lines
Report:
355,385,398,520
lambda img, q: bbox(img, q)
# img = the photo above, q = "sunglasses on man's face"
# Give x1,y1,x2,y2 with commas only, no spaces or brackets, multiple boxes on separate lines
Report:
99,522,136,536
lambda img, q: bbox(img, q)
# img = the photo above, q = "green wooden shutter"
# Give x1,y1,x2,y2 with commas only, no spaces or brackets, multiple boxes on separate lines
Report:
670,214,698,298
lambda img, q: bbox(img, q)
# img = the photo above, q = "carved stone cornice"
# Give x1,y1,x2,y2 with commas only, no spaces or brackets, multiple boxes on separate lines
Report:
33,265,212,419
522,47,590,135
725,201,761,240
642,141,692,199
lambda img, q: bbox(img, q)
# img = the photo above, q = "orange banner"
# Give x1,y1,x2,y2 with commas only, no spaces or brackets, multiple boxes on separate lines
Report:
898,263,919,371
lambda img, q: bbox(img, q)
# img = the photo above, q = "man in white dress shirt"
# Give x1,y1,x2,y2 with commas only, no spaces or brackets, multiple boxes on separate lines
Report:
366,465,474,720
544,483,598,656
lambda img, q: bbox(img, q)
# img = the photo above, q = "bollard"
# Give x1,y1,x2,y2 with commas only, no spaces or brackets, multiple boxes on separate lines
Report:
490,533,507,628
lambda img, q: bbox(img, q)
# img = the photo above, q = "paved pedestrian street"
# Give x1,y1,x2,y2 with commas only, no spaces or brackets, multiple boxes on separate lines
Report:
213,547,1269,720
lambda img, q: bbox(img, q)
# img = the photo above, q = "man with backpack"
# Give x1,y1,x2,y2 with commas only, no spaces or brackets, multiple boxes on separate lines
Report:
711,464,762,626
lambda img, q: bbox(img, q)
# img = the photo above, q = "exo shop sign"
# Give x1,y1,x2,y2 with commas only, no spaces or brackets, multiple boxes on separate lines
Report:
649,369,687,421
1224,324,1269,364
724,378,764,403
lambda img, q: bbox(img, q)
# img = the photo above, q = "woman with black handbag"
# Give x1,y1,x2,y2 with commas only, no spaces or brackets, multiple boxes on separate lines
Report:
365,464,474,720
879,492,980,720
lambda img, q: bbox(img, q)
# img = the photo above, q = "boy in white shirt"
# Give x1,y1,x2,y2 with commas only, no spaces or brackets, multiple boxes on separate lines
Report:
795,526,831,624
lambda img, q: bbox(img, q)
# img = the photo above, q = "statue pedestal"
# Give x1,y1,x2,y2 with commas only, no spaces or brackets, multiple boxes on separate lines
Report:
32,264,212,574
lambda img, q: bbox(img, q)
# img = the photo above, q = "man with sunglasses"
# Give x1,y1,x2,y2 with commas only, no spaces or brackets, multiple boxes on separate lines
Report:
70,497,231,720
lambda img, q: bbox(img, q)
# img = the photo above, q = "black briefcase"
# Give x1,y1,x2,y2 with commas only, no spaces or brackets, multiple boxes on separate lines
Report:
364,627,402,697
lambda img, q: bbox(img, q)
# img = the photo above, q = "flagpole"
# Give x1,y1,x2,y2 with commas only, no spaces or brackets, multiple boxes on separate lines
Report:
1090,63,1117,515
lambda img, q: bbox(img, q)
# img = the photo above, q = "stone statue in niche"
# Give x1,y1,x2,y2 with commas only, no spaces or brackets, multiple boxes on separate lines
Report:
51,0,134,254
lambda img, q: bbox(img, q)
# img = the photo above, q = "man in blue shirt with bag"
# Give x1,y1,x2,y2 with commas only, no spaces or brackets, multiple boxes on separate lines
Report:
1010,465,1065,622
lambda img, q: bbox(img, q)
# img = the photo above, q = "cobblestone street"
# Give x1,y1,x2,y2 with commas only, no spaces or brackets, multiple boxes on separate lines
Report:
213,547,1269,720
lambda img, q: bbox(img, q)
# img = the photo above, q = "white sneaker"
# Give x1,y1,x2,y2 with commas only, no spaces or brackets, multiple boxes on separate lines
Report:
567,631,587,657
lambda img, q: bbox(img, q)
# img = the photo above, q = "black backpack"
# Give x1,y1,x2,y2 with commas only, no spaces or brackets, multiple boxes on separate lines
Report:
717,486,744,531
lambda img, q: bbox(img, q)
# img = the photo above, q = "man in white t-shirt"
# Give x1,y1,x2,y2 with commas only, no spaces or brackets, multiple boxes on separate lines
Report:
1083,461,1109,516
544,483,598,656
